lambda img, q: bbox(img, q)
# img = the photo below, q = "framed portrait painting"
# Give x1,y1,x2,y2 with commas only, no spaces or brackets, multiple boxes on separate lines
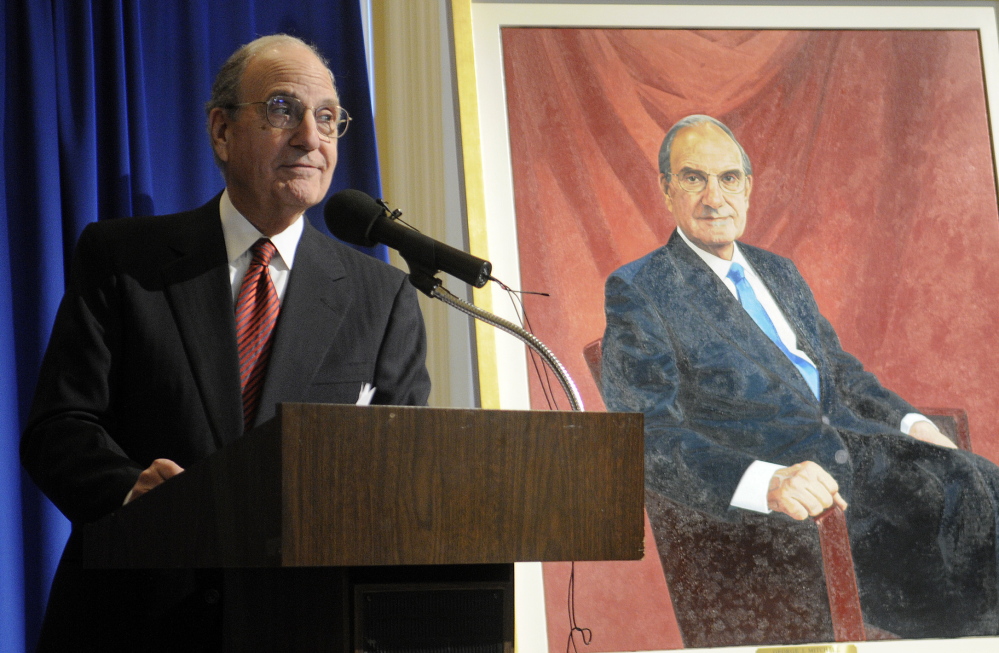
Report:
451,1,999,651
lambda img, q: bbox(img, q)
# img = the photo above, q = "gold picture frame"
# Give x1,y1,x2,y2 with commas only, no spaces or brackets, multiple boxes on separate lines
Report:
451,1,999,651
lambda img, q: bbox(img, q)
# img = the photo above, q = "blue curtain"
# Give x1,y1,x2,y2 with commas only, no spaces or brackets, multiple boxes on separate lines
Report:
2,1,382,649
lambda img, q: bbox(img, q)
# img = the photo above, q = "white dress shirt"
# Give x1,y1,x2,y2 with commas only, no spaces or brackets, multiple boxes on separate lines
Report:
219,189,305,304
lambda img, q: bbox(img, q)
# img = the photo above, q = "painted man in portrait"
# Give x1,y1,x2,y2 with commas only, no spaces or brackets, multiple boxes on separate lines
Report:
601,114,999,639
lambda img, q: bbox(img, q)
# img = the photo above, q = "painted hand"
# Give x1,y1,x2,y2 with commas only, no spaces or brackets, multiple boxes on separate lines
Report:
908,420,957,449
767,461,848,520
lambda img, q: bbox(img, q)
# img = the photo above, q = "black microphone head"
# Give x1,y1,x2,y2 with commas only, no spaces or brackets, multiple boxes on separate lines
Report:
324,189,386,247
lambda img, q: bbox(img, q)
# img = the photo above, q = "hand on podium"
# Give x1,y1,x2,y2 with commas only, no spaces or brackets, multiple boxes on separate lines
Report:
124,458,184,505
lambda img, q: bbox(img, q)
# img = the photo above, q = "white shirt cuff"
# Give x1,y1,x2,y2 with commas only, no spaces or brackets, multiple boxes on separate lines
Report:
900,412,932,435
730,461,786,513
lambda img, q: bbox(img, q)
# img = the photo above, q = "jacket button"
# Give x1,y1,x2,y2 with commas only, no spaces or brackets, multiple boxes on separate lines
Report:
835,449,849,464
821,415,831,425
204,589,221,604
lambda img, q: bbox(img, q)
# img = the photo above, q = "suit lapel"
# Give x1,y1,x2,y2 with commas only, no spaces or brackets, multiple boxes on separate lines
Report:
744,249,822,354
253,223,350,427
162,197,244,449
665,234,816,403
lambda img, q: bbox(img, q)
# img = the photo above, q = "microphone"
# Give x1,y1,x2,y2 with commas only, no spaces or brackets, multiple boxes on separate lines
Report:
324,189,492,288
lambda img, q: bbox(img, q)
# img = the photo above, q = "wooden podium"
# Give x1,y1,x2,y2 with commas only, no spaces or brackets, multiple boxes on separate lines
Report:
82,403,644,651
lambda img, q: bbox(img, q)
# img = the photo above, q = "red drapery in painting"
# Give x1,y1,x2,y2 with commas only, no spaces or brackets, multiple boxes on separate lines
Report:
501,28,999,651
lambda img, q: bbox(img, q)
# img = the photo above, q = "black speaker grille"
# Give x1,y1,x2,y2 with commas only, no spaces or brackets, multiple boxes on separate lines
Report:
359,587,506,653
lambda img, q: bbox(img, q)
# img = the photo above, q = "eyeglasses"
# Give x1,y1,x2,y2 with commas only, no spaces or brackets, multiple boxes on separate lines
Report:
231,95,351,139
668,169,747,194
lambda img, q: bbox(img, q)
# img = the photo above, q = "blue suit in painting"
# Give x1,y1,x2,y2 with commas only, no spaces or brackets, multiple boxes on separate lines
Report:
602,230,999,638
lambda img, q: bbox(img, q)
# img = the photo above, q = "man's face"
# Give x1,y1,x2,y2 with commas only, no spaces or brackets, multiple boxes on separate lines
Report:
210,42,339,234
661,122,752,261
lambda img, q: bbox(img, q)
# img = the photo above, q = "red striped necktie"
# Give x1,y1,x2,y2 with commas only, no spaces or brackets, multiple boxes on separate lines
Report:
235,238,280,431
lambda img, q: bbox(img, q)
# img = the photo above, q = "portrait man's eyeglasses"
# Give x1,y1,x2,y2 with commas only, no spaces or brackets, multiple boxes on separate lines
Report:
231,95,351,139
668,169,747,194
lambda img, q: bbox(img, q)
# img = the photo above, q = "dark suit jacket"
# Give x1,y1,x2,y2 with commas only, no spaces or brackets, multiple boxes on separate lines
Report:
20,195,431,648
601,230,914,518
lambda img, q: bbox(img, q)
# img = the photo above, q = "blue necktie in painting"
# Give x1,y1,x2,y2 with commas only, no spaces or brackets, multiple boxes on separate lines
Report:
727,262,820,400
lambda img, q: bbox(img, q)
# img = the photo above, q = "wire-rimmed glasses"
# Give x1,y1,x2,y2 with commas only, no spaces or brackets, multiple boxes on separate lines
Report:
231,95,351,139
667,169,747,194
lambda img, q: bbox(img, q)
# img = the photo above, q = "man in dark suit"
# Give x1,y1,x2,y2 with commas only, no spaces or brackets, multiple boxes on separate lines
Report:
21,34,430,650
601,114,999,638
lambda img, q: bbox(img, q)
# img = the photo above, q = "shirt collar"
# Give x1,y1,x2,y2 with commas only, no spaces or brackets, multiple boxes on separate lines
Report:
219,189,305,268
675,227,748,279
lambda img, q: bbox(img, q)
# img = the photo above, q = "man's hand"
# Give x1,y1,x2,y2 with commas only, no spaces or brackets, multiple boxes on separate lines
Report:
908,420,957,449
767,461,848,520
124,458,184,505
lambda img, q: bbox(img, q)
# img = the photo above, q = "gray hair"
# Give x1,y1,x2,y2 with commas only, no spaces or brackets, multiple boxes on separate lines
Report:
658,115,752,177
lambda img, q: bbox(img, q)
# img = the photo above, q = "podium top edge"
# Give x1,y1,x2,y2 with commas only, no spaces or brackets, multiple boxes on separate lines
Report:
274,402,641,418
